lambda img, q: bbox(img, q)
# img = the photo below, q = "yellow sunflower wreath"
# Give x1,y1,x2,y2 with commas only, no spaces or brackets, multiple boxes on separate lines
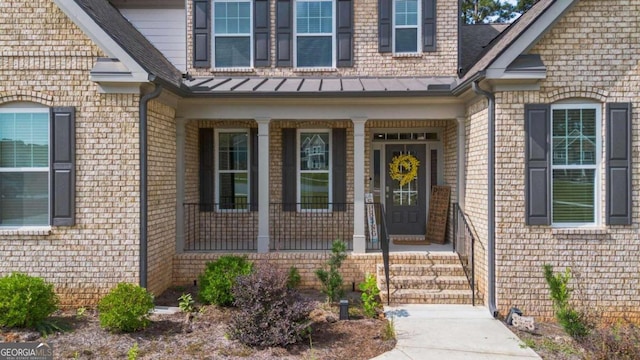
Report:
389,154,420,187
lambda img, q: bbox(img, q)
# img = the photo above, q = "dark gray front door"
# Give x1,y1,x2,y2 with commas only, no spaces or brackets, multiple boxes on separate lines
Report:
385,144,427,235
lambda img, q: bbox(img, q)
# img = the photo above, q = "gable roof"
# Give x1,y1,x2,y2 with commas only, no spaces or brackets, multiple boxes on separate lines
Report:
460,24,509,75
73,0,184,88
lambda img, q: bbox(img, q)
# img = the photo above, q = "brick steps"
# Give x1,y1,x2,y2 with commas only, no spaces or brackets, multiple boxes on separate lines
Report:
376,256,473,305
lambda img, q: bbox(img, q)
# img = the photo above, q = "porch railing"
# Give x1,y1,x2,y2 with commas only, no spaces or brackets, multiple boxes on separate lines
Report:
183,203,258,251
453,202,476,306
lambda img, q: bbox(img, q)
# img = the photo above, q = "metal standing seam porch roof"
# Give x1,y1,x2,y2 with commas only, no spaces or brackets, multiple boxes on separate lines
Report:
184,76,458,97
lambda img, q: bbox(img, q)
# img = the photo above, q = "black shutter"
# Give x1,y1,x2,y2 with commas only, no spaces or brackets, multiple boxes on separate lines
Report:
254,0,270,67
423,0,436,52
193,0,211,68
282,128,296,211
50,107,75,226
199,128,214,211
332,128,347,211
336,0,353,67
378,0,392,53
606,103,632,225
524,104,551,225
250,128,259,211
276,0,293,66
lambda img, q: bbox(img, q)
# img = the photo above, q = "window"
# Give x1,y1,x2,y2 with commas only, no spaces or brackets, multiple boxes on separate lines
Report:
216,130,249,209
0,109,49,226
213,0,252,68
295,0,335,68
393,0,420,53
551,104,600,225
298,130,331,209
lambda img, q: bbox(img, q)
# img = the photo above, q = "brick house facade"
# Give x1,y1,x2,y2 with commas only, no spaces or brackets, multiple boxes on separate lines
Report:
0,0,638,321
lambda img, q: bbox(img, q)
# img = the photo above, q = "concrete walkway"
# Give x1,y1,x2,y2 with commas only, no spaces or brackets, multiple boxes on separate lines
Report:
371,304,541,359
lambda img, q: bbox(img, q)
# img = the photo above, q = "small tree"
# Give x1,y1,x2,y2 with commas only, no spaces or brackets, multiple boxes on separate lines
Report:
315,240,347,302
543,264,590,338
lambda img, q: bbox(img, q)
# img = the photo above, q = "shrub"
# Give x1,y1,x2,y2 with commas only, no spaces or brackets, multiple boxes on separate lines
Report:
228,265,313,347
359,273,381,318
315,240,347,302
98,283,154,333
543,264,591,339
0,272,59,328
287,266,302,289
580,321,640,360
198,256,253,306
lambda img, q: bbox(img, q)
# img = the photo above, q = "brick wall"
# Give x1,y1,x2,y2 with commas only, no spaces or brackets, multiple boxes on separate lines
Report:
492,0,640,321
0,1,142,306
185,0,459,77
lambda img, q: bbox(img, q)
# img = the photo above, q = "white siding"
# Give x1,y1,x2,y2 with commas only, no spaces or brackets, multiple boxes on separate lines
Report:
120,8,187,72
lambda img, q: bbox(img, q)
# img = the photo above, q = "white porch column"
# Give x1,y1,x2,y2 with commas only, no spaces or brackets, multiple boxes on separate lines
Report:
352,117,367,253
256,117,271,253
175,117,186,253
457,117,466,208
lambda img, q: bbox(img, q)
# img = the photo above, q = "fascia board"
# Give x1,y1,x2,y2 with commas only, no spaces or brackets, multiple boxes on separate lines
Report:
486,1,578,74
53,0,150,83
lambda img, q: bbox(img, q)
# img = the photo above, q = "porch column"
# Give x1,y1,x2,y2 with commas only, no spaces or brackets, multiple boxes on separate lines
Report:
175,117,186,253
256,117,271,253
352,117,367,253
456,117,466,208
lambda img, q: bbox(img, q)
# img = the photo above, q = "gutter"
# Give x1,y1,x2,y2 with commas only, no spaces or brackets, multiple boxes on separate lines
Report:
471,80,498,318
139,79,163,289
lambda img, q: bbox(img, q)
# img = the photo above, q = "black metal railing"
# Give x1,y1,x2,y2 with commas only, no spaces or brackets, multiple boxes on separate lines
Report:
378,203,391,305
453,202,476,306
183,203,258,251
269,202,354,251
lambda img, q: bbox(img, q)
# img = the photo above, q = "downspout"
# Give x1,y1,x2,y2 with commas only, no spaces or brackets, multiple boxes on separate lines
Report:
139,80,163,289
471,80,498,318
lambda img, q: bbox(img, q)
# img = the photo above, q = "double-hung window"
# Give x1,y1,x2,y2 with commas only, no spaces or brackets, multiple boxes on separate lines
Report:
213,0,252,68
216,130,249,209
393,0,420,53
295,0,335,68
0,109,49,226
551,104,600,226
298,130,331,210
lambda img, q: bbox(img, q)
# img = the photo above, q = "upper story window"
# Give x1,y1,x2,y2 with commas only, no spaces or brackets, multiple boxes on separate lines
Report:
295,0,335,68
393,0,421,53
213,0,252,68
550,104,600,226
0,109,50,226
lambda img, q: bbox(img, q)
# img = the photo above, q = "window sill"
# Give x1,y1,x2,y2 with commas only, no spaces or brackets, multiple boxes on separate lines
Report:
0,226,52,236
294,67,337,73
211,67,255,73
551,227,608,236
392,53,422,58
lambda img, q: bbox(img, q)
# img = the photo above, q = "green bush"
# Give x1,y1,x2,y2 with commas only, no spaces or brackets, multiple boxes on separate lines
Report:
315,240,347,302
229,265,312,347
0,272,59,328
98,283,154,333
359,273,381,318
287,266,302,289
198,256,253,306
543,264,591,339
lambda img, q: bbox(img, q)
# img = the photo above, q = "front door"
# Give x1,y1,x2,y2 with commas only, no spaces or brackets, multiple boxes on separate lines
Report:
385,144,426,235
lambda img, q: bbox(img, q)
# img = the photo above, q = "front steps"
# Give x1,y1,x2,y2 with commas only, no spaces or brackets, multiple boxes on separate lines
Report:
376,253,474,305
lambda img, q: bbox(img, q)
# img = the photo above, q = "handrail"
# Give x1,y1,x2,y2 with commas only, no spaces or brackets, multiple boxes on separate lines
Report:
453,202,475,306
378,204,391,306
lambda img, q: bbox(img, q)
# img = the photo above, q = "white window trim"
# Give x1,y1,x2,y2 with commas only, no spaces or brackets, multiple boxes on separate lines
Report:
0,107,50,228
550,103,601,228
214,128,250,212
293,0,336,69
297,129,332,212
212,0,254,69
392,0,421,55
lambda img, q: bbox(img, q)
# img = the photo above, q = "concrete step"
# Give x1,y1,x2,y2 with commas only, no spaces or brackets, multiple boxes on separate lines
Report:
379,275,470,291
388,253,462,265
379,289,474,305
378,263,467,277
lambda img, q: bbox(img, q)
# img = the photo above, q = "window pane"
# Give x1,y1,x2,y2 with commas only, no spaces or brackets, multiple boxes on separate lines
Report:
297,36,332,67
214,1,250,34
552,169,595,223
218,132,248,170
219,173,248,209
0,112,49,168
215,36,251,67
296,0,332,34
0,172,48,226
395,0,418,26
300,172,329,209
552,108,596,166
300,132,329,170
395,28,417,53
